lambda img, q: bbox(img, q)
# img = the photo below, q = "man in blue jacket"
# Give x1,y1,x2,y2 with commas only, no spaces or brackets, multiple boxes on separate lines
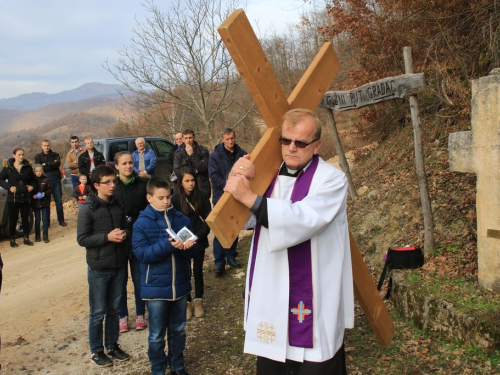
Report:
133,177,197,375
132,137,157,178
208,128,247,275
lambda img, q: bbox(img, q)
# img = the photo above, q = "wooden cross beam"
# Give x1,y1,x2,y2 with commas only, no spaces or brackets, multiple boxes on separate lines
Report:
207,9,394,347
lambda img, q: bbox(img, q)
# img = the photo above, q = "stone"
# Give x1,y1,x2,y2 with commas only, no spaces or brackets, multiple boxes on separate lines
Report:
357,186,369,196
448,71,500,291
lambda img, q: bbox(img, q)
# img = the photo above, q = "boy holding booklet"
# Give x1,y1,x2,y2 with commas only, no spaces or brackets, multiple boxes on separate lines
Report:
132,177,197,375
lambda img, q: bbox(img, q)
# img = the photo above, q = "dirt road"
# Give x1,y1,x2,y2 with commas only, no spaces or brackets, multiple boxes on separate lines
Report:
0,202,151,374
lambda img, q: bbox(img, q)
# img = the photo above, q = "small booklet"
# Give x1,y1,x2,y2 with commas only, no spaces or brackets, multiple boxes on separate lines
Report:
166,226,198,243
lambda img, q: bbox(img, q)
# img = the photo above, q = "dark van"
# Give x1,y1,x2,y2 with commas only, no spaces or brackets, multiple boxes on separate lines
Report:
63,137,174,195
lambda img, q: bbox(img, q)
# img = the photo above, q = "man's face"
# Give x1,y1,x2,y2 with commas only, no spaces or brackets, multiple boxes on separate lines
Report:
136,140,146,152
41,141,51,153
175,133,183,146
70,139,79,149
183,133,195,147
147,187,172,210
84,139,94,150
221,132,235,152
281,116,321,170
94,175,117,199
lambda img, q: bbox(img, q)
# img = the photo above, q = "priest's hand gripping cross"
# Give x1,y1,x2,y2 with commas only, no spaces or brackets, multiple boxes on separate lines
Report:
207,9,394,347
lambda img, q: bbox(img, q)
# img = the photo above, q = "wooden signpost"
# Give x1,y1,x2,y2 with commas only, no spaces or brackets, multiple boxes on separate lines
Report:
320,72,425,200
320,73,425,111
207,9,395,347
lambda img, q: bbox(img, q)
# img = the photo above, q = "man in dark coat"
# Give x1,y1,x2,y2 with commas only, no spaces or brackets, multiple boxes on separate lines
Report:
78,137,106,182
208,128,247,274
35,140,66,226
173,129,211,196
167,132,183,194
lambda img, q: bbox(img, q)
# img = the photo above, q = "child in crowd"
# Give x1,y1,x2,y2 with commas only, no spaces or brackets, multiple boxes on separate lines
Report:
32,164,52,243
72,174,93,210
171,167,211,319
77,165,131,367
133,177,197,375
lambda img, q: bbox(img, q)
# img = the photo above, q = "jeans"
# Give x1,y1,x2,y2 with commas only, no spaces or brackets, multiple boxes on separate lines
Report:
147,295,187,374
119,254,145,318
71,174,80,188
213,237,238,266
77,202,84,210
7,201,30,237
33,207,50,234
48,176,64,223
88,264,126,353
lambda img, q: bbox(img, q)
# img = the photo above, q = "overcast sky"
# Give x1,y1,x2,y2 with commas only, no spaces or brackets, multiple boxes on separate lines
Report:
0,0,316,100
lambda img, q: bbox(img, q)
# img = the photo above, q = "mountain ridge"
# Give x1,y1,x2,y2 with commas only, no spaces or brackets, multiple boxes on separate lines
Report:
0,82,131,111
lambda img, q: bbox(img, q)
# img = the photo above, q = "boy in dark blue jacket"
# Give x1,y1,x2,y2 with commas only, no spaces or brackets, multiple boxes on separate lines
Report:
133,177,197,375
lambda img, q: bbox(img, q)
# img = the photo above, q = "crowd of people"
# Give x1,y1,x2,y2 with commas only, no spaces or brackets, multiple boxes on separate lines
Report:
2,109,354,375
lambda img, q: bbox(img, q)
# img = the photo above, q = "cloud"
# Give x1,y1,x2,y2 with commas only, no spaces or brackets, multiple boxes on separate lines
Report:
0,0,316,99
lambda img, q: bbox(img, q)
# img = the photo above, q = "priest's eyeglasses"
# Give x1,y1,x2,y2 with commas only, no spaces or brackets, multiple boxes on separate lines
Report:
279,137,318,149
98,179,119,186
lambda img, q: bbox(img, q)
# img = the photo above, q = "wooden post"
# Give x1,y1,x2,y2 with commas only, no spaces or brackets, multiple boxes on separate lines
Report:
326,109,358,199
208,9,395,347
403,46,434,251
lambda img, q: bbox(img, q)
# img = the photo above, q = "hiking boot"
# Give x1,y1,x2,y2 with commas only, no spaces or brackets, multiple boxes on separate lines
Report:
186,301,192,320
91,351,112,367
135,315,147,330
194,298,204,318
119,317,129,333
23,236,34,246
214,264,225,276
108,343,130,362
43,231,49,243
227,258,241,269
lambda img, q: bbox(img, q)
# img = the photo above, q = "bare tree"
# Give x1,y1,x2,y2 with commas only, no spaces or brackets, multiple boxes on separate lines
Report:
105,0,255,147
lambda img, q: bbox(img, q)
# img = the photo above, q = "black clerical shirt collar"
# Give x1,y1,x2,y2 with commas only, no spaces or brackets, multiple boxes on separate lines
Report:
279,164,303,177
279,158,315,177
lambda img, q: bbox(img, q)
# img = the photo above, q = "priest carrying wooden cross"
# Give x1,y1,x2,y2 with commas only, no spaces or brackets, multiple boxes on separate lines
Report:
207,9,394,374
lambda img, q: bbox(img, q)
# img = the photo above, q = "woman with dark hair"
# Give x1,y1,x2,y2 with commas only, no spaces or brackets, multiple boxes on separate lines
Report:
171,167,211,319
0,147,35,247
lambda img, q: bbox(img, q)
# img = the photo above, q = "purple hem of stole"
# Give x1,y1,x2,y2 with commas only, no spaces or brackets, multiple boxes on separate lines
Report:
247,155,319,348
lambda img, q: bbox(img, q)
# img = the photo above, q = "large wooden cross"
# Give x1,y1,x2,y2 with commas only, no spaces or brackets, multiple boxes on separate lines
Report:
206,9,394,347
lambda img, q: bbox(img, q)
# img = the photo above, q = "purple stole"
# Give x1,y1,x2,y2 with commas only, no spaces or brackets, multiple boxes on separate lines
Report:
248,155,319,348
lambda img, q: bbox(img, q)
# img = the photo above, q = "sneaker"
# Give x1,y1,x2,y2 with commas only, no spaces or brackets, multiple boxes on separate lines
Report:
91,351,112,367
119,317,129,333
135,315,147,330
108,343,130,362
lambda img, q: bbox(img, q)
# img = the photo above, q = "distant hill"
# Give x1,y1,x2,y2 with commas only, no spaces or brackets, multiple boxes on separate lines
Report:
0,95,134,132
0,82,131,111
